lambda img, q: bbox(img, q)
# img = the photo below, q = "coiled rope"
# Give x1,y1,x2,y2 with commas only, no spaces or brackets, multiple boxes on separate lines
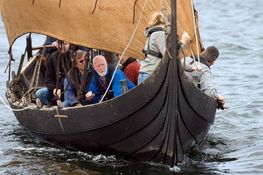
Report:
0,96,35,112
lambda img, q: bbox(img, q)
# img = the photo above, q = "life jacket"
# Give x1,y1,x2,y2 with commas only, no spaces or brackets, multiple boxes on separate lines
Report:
94,65,114,101
142,27,164,58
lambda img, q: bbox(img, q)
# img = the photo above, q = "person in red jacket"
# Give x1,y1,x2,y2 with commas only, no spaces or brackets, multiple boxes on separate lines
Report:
119,55,140,85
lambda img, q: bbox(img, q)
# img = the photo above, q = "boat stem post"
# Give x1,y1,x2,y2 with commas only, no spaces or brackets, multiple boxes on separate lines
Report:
171,0,178,60
171,0,179,166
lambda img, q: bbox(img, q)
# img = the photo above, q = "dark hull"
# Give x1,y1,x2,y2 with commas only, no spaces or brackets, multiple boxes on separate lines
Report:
8,54,216,166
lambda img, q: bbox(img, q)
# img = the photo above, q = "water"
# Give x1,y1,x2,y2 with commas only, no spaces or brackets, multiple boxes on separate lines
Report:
1,0,263,174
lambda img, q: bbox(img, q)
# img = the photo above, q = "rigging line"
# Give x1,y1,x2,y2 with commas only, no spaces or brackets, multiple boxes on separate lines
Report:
91,0,99,15
189,44,200,67
191,0,200,62
0,96,35,112
99,0,149,103
160,0,165,10
132,0,138,24
221,101,255,117
177,20,200,66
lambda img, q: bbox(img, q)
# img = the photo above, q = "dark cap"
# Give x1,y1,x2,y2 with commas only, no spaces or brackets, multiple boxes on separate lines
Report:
200,46,219,62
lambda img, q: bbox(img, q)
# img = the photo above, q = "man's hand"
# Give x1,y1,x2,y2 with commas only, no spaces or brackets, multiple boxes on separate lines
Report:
216,95,225,110
181,31,190,45
85,91,95,101
192,65,202,71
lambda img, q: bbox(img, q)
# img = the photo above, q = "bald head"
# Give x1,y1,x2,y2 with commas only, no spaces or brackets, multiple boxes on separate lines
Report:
93,55,108,77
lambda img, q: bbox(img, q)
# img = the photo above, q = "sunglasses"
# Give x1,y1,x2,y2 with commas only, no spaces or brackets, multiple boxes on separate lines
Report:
79,59,85,63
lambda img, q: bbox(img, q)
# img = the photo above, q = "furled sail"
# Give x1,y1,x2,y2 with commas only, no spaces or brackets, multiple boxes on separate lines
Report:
1,0,202,59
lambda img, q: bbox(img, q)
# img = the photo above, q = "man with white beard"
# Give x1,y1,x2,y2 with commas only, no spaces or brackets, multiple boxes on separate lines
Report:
86,55,135,103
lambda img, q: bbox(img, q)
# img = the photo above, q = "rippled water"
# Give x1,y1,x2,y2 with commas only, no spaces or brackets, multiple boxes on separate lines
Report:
1,0,263,174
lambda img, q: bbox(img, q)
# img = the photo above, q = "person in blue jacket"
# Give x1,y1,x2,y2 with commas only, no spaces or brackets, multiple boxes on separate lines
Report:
86,55,135,103
63,50,93,107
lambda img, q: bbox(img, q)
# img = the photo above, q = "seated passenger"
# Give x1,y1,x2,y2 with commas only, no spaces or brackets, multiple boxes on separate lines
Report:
63,50,93,107
189,46,225,109
118,55,140,85
86,55,135,103
35,41,73,107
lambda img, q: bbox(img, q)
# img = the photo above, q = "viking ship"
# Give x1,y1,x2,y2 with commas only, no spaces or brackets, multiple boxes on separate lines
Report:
0,0,217,165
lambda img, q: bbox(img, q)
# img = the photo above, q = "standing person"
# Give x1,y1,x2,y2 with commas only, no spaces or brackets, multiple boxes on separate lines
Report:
35,41,73,107
190,46,225,109
86,55,135,103
138,12,190,84
63,50,93,107
119,55,140,85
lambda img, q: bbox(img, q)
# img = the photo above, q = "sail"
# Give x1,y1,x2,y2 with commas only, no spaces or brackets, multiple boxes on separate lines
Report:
1,0,202,59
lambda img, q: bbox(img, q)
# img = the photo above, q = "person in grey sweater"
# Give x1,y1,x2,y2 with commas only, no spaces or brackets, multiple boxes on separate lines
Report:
189,46,225,109
138,12,191,84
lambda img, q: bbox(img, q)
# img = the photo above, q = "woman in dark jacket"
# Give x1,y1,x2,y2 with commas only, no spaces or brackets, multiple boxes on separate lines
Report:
63,50,93,107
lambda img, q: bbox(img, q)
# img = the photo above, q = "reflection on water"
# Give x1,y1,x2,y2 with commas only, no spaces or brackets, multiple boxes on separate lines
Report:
1,0,263,174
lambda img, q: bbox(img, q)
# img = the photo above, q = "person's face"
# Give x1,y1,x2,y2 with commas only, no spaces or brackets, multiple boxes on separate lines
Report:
93,56,107,77
76,54,87,71
60,42,70,54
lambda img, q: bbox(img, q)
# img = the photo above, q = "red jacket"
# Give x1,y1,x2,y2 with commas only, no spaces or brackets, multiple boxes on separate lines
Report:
123,60,140,85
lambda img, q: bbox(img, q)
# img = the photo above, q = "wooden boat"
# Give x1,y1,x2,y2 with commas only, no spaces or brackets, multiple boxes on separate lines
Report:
1,0,217,165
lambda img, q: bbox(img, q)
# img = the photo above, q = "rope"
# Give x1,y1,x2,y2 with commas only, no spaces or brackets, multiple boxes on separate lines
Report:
0,96,35,112
190,0,200,62
176,14,200,67
99,0,149,103
160,0,165,9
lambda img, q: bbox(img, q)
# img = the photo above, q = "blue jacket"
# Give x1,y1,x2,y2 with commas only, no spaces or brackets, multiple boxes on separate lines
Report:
88,67,135,103
63,69,93,106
